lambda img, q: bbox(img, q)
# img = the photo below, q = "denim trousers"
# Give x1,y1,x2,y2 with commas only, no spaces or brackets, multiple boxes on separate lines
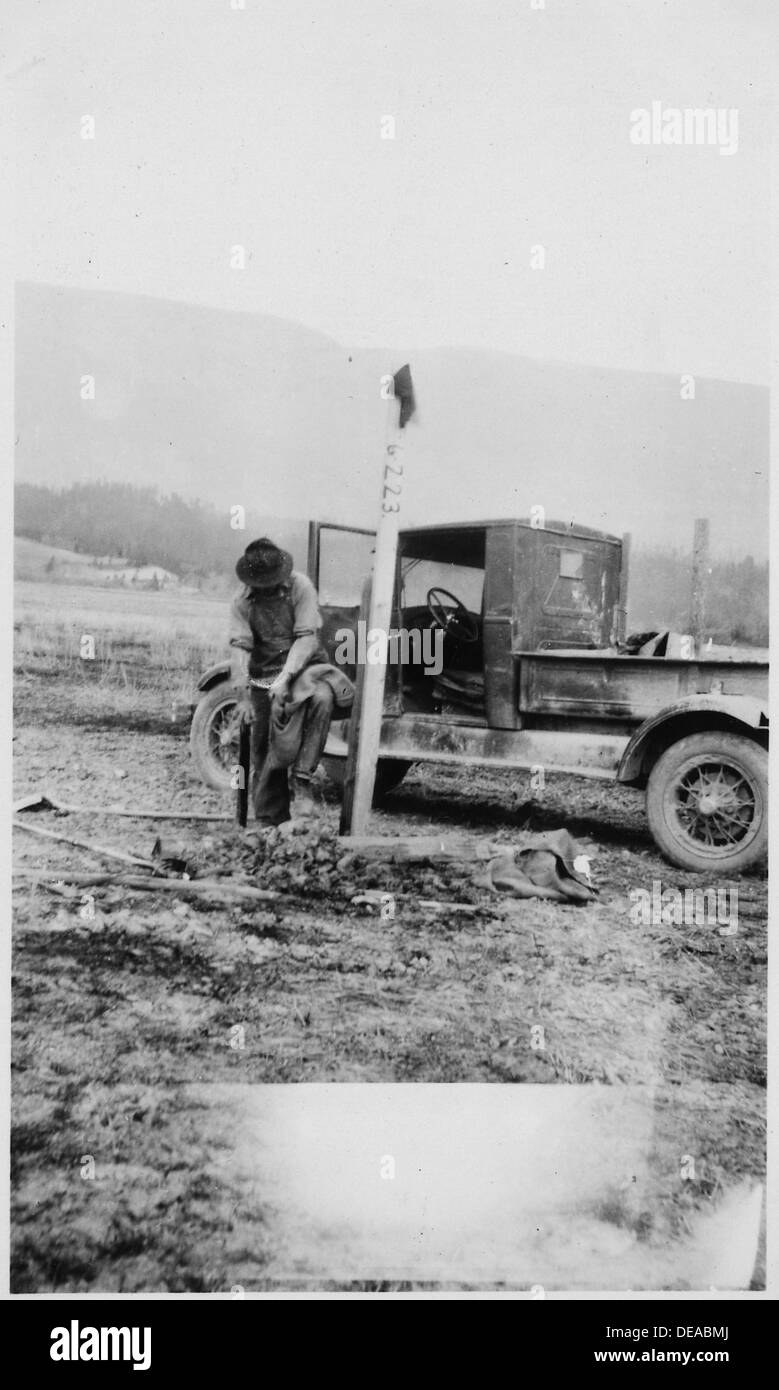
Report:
249,683,335,824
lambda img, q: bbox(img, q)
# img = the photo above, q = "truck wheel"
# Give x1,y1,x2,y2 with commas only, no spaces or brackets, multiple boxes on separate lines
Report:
646,732,767,873
189,683,243,791
322,756,411,803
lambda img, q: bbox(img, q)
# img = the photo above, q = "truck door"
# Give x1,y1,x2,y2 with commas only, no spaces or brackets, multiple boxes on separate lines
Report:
307,522,376,677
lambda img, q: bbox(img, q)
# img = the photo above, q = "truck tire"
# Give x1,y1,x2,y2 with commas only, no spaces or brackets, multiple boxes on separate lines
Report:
646,732,767,873
322,756,411,803
189,683,243,791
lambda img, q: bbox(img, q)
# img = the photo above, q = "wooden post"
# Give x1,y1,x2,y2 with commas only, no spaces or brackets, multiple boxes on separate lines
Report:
690,517,710,655
235,715,251,827
306,520,320,586
338,577,371,834
344,367,415,835
617,531,631,645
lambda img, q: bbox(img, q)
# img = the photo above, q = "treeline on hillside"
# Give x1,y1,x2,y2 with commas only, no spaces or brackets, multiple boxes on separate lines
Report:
14,482,302,584
629,548,768,647
14,482,768,644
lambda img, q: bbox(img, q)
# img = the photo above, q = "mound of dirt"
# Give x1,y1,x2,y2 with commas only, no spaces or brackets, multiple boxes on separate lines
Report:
227,821,486,909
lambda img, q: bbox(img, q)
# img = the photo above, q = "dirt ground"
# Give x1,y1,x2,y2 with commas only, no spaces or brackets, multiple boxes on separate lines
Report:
11,663,767,1292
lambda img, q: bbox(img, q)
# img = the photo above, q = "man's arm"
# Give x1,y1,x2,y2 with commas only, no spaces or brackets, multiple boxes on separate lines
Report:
272,573,323,692
281,634,320,679
228,587,253,685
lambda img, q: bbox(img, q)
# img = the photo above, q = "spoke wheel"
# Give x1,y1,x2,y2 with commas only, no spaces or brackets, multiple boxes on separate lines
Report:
646,732,767,873
189,683,243,791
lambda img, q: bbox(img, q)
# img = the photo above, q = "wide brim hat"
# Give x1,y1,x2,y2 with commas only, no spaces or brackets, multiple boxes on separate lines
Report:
236,539,294,590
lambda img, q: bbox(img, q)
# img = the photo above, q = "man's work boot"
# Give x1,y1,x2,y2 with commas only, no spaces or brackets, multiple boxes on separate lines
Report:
291,773,318,820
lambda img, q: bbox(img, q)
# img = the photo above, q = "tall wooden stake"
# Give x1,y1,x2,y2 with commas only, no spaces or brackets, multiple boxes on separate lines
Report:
690,517,710,655
338,576,371,834
344,367,415,835
617,531,631,645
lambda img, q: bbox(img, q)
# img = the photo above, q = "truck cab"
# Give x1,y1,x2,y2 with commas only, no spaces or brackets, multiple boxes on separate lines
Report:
309,517,624,730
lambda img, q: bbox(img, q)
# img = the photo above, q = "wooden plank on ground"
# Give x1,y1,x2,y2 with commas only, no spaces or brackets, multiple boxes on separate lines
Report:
13,818,156,869
336,834,492,862
13,871,278,902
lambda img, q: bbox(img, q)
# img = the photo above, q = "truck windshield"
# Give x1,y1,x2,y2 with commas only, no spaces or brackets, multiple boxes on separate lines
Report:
401,558,484,613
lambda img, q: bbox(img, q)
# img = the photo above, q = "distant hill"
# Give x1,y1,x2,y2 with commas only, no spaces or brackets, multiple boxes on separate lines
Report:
13,481,310,585
14,536,180,589
14,281,769,558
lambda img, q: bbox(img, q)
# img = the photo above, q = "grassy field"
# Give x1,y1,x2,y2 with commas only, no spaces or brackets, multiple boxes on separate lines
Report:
11,578,767,1291
14,579,229,710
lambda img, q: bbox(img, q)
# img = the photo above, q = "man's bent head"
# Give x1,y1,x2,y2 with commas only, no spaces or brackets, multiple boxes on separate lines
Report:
236,538,294,591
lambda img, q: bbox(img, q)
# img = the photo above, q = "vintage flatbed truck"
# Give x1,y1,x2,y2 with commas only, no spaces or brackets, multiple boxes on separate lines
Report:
191,518,768,873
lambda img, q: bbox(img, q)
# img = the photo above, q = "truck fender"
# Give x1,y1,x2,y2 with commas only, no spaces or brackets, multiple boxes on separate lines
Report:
195,661,232,693
617,693,769,784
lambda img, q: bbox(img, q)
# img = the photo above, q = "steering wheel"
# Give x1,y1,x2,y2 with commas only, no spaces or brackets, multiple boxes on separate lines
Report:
426,587,479,644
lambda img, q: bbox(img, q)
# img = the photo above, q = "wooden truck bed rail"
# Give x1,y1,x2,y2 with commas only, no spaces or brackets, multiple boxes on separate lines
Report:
515,651,768,723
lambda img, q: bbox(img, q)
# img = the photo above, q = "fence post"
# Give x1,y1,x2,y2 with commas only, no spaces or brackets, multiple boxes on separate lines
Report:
617,531,631,645
690,517,710,655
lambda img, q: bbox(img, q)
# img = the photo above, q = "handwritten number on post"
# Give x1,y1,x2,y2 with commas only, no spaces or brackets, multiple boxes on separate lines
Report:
381,449,403,513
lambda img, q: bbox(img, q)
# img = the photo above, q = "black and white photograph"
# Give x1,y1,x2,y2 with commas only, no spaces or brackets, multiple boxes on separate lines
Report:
5,0,773,1309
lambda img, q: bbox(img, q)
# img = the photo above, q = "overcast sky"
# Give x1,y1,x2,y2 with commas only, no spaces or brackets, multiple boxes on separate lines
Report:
9,0,773,384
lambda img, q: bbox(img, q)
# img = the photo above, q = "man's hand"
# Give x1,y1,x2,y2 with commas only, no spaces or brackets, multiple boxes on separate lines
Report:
269,671,292,705
231,648,251,684
229,649,253,718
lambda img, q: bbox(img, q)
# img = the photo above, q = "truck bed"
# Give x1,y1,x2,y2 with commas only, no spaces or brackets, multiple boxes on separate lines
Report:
516,650,769,722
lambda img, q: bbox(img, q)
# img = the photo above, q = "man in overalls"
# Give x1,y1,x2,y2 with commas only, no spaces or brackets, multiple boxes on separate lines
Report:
229,538,333,824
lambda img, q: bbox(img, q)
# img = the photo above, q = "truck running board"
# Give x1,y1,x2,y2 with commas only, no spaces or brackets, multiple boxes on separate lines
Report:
325,716,628,782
